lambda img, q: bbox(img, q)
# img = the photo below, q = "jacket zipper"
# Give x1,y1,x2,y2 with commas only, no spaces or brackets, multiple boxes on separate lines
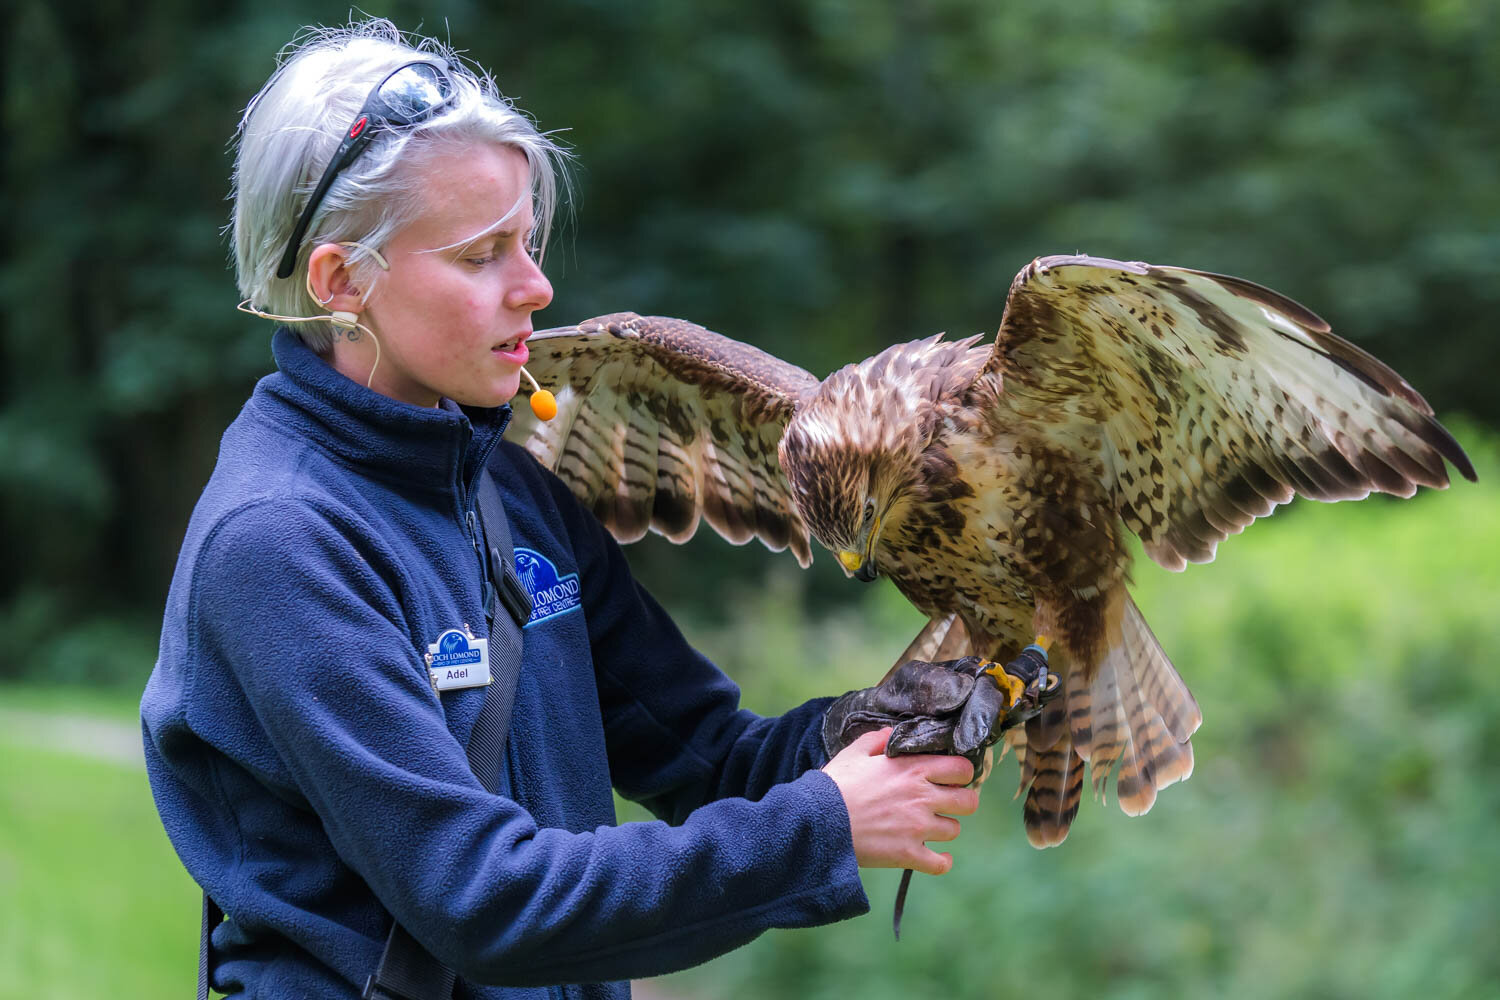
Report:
457,411,508,626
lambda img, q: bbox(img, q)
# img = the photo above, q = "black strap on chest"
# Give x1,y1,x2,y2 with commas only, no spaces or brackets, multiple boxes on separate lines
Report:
196,470,531,1000
198,893,220,1000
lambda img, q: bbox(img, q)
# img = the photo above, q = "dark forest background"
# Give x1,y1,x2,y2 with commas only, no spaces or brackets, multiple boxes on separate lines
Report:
3,0,1496,681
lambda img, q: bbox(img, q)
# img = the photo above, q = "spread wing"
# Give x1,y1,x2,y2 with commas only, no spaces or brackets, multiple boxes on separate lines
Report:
506,312,821,566
980,255,1476,571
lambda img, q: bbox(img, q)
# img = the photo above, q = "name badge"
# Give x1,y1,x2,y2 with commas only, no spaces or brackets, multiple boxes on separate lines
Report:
426,628,491,692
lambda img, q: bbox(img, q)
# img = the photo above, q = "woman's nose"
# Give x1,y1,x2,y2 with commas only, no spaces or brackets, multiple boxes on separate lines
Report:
507,254,553,313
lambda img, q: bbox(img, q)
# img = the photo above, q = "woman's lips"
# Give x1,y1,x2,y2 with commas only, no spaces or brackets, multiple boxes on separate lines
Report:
492,335,530,365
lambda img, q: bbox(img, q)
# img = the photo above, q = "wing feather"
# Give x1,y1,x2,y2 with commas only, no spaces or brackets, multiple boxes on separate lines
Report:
980,256,1475,572
507,313,820,565
610,386,658,541
652,391,702,541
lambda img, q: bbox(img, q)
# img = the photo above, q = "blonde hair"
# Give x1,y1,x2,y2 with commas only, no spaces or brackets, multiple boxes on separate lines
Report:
231,19,570,352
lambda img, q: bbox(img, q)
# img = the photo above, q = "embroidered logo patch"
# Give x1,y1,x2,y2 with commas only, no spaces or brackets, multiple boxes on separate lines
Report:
514,548,581,627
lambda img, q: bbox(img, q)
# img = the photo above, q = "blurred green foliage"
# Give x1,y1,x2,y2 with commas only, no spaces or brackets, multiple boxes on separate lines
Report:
2,0,1496,659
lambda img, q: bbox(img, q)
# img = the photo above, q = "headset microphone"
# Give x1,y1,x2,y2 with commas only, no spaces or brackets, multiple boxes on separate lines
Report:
520,366,557,421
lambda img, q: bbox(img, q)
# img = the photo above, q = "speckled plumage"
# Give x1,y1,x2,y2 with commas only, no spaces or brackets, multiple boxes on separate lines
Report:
506,256,1475,847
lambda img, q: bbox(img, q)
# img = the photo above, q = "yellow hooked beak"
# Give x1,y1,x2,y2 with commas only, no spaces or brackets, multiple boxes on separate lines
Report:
839,512,880,582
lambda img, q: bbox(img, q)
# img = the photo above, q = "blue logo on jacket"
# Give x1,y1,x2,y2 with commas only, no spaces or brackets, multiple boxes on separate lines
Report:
429,629,481,667
514,548,581,627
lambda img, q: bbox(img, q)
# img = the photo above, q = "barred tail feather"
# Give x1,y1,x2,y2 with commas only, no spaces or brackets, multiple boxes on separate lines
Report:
1082,647,1127,804
1082,591,1199,815
1122,596,1202,743
1021,732,1086,848
1063,648,1095,760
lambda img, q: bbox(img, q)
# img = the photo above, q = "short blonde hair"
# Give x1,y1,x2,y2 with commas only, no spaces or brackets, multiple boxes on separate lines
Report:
231,19,569,351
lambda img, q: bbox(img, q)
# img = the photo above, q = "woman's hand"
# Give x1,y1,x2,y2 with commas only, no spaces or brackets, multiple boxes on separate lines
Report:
821,728,980,875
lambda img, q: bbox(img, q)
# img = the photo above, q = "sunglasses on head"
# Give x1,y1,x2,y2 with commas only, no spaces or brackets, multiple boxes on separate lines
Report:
276,60,456,280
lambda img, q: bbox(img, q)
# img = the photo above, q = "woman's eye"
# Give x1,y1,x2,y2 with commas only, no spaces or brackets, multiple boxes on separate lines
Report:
464,255,497,267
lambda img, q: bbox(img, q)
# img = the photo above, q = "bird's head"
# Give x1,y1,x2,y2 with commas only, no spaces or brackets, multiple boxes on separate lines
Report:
779,352,942,581
796,471,894,583
780,448,909,582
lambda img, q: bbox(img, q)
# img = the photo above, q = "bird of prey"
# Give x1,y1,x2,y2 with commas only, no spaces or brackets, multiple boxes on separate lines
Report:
505,254,1475,848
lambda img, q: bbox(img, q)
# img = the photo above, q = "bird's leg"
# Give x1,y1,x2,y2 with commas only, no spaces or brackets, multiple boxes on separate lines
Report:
975,660,1027,710
976,635,1056,713
951,637,1061,755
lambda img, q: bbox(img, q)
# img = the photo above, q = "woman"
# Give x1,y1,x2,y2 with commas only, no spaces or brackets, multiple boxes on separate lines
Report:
142,21,979,998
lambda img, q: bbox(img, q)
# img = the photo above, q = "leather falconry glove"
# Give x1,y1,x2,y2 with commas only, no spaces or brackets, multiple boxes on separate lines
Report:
823,647,1062,941
822,649,1061,782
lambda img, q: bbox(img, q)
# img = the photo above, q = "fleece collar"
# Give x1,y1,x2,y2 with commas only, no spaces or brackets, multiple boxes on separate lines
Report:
259,328,511,495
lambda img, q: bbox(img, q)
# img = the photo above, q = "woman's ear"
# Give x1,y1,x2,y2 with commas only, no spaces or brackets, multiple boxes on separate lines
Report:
306,243,364,313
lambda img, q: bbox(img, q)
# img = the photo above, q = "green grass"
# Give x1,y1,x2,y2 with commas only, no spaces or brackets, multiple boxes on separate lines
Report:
0,692,197,1000
0,684,152,720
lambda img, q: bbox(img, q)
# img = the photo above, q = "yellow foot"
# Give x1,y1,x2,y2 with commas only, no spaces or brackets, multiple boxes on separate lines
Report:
978,660,1026,709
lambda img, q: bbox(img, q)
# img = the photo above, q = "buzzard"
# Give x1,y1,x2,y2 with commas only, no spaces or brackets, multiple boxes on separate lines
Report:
505,254,1475,848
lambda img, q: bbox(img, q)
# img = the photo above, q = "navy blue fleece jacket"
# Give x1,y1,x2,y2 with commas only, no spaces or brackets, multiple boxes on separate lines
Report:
141,329,868,999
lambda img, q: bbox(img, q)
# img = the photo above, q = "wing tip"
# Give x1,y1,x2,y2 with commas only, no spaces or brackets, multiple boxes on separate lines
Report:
1426,418,1478,483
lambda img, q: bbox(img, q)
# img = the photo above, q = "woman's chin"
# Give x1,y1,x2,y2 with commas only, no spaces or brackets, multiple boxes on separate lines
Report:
497,376,525,409
450,377,519,410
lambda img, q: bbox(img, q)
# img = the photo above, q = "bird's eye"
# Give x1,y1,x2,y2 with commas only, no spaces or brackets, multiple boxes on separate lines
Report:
862,497,877,524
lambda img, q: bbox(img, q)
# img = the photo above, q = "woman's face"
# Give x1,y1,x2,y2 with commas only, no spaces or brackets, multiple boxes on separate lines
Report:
342,143,553,408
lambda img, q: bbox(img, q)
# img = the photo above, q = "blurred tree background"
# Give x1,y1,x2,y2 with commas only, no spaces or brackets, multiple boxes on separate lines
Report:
1,0,1496,997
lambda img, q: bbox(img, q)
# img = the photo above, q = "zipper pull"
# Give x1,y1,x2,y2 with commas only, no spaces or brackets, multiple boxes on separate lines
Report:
466,509,480,552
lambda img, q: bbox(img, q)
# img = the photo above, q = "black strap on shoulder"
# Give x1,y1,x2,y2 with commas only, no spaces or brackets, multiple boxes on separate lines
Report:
197,470,530,1000
464,471,530,797
198,893,222,1000
361,471,530,1000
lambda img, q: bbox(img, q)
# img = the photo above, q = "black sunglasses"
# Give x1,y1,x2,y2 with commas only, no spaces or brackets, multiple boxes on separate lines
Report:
276,60,456,279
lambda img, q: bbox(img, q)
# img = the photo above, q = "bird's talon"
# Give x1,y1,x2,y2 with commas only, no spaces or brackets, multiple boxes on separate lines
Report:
979,660,1027,710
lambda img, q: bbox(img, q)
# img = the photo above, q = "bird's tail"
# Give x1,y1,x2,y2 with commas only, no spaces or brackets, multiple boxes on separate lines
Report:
1015,589,1200,846
1013,723,1086,849
1071,590,1200,813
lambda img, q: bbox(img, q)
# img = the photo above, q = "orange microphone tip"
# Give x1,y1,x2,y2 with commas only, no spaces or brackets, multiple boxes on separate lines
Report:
517,365,555,420
529,389,558,421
